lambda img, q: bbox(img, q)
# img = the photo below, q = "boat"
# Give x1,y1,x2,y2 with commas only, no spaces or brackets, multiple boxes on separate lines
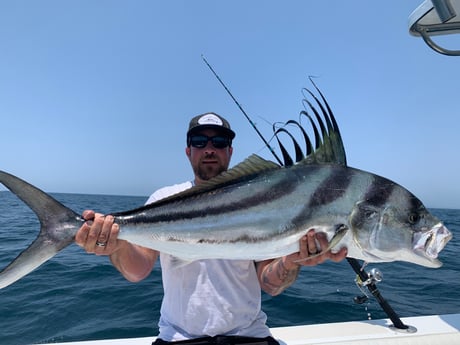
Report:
34,313,460,345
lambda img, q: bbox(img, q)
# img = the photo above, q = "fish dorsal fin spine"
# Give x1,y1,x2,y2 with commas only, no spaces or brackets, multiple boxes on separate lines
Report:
274,80,347,167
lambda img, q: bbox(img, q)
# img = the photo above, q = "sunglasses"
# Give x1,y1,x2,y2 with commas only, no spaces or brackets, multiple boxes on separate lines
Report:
189,135,231,149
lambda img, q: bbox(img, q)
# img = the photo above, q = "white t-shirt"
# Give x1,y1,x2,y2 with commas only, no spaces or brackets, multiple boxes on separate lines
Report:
146,182,271,341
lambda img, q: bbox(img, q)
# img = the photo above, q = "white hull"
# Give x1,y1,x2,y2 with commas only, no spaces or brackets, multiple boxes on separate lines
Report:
34,313,460,345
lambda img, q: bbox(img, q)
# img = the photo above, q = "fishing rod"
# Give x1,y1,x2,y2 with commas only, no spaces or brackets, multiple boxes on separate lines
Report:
201,55,283,166
202,57,412,332
347,258,412,331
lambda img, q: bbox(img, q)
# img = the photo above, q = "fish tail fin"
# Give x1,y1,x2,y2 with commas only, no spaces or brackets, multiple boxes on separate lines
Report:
0,170,82,289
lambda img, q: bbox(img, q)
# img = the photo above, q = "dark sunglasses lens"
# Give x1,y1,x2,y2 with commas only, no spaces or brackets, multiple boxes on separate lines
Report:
190,135,229,148
190,135,208,148
211,136,229,148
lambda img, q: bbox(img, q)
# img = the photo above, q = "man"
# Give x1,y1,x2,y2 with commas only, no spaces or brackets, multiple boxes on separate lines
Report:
75,112,347,345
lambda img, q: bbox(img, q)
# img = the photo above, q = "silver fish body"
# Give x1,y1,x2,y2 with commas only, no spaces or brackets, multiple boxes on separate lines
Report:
114,158,451,267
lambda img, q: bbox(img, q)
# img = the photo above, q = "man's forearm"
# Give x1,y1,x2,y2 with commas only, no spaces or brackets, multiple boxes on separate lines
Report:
109,242,158,283
258,257,300,296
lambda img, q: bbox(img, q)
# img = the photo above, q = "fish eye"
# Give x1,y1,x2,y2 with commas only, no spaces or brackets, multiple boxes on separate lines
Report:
365,210,377,219
408,213,420,224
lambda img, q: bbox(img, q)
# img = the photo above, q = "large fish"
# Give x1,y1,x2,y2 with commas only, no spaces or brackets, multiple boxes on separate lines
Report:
0,85,452,289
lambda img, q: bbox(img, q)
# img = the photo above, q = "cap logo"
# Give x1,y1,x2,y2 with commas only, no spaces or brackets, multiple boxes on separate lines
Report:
198,114,223,126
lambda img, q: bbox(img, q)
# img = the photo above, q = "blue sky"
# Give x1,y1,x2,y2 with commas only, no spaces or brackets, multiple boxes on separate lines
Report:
1,1,459,209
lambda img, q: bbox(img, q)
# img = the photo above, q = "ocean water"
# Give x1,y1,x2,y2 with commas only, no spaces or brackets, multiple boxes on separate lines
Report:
0,192,459,345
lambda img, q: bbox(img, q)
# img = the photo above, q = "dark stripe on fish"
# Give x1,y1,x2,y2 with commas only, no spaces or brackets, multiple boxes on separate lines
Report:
120,168,319,225
308,167,353,208
286,166,353,231
363,175,396,207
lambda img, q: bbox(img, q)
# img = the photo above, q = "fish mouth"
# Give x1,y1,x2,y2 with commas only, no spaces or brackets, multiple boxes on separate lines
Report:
413,223,452,260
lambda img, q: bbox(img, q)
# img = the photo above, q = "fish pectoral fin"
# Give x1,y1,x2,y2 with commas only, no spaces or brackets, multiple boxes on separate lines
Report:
331,224,349,246
293,225,349,264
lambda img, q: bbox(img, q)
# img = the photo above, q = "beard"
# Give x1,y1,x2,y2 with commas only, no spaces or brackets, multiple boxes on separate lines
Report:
194,161,227,181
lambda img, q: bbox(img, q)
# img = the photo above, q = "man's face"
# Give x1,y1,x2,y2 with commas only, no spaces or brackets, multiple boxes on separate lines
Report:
186,128,233,184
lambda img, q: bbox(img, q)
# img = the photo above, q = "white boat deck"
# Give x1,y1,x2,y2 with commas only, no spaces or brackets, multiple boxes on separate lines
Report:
35,313,460,345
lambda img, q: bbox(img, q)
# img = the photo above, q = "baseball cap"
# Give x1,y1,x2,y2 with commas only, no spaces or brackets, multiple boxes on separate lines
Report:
187,112,236,140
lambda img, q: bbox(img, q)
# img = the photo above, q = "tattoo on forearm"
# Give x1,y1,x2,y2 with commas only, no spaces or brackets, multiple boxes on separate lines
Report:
262,258,300,295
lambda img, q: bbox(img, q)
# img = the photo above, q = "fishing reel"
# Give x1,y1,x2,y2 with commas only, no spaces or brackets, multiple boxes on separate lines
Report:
353,267,383,304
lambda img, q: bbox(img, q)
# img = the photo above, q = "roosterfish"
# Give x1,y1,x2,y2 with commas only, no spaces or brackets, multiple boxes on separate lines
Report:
0,82,452,289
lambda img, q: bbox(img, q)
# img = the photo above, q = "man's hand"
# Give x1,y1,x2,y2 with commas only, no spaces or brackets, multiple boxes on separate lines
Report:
75,210,124,256
283,229,348,269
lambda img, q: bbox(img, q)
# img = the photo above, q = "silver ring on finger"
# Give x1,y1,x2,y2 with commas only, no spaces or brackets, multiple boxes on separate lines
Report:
96,241,107,247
